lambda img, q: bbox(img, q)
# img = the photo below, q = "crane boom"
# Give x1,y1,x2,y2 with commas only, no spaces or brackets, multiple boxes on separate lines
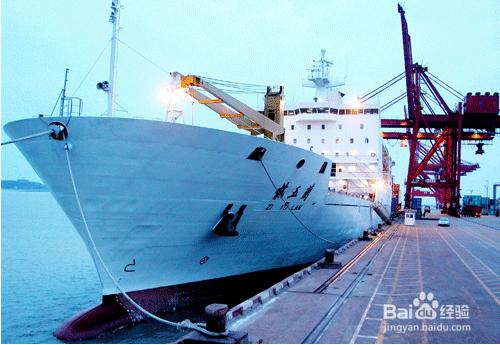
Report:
172,72,285,141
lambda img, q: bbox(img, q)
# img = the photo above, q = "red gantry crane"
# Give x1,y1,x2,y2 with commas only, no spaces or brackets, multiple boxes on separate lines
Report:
378,4,500,216
175,5,499,218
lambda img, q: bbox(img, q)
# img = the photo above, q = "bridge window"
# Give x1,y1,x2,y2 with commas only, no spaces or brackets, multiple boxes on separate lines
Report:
307,138,311,144
291,125,294,130
293,138,297,144
338,124,342,129
307,124,311,130
321,138,325,144
350,138,354,144
321,124,326,130
365,138,369,143
360,123,364,129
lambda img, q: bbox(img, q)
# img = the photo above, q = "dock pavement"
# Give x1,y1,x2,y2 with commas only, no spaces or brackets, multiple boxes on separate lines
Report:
224,215,500,343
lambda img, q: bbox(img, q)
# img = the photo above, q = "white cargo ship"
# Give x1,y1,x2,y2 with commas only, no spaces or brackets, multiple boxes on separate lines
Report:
3,2,392,341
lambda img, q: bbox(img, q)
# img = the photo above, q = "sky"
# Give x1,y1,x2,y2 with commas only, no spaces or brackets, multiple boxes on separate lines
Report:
1,0,499,201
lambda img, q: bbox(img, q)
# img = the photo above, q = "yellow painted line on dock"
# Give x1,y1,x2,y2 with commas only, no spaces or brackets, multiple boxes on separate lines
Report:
416,223,429,344
375,227,409,344
349,225,405,344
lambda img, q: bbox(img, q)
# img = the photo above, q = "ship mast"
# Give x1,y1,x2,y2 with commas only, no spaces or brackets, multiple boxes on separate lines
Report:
107,0,121,117
302,49,344,101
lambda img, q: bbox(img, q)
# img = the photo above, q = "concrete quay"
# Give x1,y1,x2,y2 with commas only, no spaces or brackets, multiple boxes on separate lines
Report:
222,215,500,343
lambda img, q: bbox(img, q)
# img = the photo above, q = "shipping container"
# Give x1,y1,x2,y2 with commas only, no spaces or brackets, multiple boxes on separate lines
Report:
411,197,422,212
391,197,398,213
463,195,482,206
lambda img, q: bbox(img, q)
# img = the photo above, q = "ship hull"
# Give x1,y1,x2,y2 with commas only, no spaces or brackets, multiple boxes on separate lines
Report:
5,116,377,339
53,263,308,341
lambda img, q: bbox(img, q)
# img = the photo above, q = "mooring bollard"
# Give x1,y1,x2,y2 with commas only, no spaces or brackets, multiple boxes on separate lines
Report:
325,248,335,264
319,248,342,269
205,303,228,333
359,230,372,241
364,230,370,239
176,303,248,343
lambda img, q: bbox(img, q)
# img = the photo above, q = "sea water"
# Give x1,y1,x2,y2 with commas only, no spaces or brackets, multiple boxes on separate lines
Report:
1,190,187,343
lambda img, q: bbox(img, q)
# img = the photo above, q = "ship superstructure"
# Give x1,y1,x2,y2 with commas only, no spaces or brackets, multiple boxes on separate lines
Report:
284,50,393,211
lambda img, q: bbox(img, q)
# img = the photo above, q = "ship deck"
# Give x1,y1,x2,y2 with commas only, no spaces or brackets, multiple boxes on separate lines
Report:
181,214,500,343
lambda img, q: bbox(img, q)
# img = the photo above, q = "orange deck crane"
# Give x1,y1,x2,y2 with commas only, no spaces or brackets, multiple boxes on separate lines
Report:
172,72,285,141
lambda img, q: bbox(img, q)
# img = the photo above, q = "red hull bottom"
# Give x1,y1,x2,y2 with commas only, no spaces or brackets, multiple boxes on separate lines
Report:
54,264,308,341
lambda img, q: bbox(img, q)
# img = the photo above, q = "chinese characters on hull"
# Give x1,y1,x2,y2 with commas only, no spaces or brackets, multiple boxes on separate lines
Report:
267,182,315,211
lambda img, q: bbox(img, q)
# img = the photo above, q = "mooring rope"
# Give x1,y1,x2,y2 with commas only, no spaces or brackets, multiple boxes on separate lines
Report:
1,129,55,146
62,137,227,337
